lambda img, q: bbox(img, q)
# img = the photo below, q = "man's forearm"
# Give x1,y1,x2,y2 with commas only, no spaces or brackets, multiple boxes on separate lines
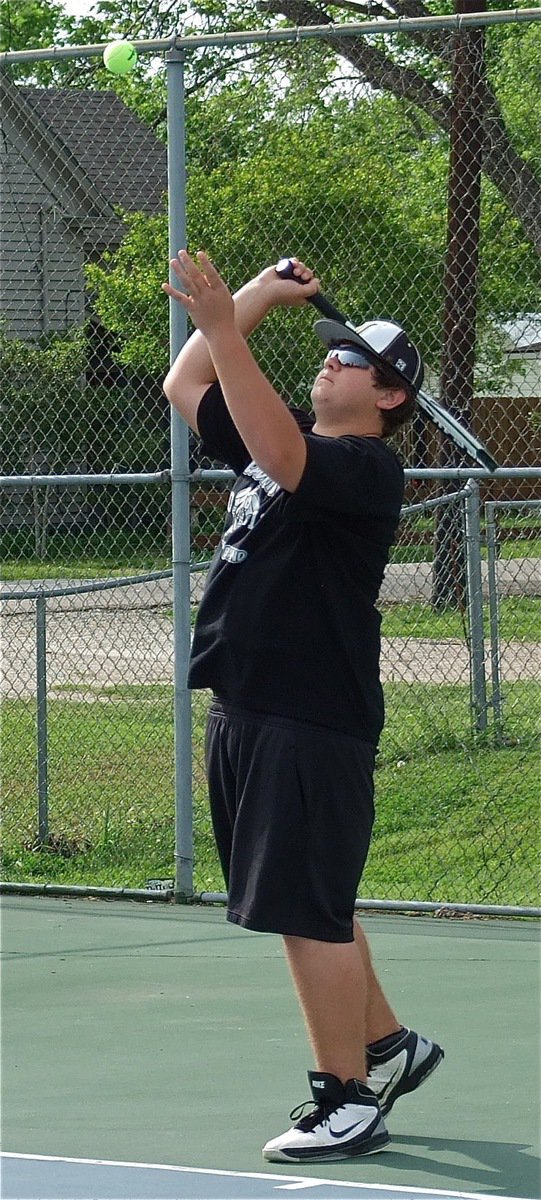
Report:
205,326,307,493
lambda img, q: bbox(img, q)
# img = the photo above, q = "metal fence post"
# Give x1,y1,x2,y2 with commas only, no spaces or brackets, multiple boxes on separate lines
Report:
35,593,49,844
166,48,193,900
485,501,504,741
464,479,488,732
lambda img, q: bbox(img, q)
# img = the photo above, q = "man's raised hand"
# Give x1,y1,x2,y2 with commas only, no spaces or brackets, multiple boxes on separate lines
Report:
162,250,235,340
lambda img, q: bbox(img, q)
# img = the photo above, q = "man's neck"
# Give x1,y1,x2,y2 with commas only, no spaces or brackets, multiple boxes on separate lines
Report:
312,418,383,439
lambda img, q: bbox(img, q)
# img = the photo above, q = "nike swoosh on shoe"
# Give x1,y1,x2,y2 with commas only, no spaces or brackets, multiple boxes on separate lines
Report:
329,1119,373,1139
369,1050,408,1091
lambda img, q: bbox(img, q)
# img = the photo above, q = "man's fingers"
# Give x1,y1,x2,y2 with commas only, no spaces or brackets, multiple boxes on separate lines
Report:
161,281,190,306
167,250,202,292
195,250,222,286
168,250,219,293
170,253,190,278
287,257,314,283
176,250,202,290
166,259,191,297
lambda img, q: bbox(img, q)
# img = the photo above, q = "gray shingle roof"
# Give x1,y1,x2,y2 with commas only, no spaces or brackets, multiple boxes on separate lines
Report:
500,314,541,354
20,87,167,214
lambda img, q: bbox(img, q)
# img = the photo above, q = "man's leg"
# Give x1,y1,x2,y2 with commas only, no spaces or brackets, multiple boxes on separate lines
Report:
354,919,402,1045
354,920,445,1118
283,934,368,1083
283,923,401,1084
264,925,443,1162
264,928,394,1162
265,931,390,1162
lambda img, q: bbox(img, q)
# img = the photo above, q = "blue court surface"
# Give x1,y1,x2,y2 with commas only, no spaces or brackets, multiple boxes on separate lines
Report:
0,1154,530,1200
1,897,539,1200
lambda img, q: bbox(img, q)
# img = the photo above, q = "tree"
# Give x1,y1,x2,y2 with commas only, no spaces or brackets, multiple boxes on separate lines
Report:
85,94,446,389
433,0,485,610
17,0,534,251
0,0,67,55
4,1,538,513
254,0,541,254
0,324,88,557
0,322,170,553
5,0,538,251
0,0,112,84
84,64,536,380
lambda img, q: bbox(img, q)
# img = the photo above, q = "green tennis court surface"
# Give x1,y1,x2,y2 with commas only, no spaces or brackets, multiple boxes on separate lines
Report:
1,898,539,1200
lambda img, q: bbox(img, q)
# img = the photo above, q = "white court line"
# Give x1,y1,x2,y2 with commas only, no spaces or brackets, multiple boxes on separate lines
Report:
0,1152,525,1200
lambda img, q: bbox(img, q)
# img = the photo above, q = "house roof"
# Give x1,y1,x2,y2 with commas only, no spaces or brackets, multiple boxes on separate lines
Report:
19,86,167,216
501,314,541,354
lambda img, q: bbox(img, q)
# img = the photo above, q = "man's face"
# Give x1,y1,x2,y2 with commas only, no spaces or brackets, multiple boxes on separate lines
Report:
310,342,409,435
311,343,385,417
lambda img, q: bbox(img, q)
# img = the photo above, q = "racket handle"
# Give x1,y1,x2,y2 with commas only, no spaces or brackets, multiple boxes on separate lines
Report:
275,257,348,324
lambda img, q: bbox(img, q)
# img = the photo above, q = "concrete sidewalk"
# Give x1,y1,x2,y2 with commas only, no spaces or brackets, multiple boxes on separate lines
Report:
2,557,539,610
2,557,539,697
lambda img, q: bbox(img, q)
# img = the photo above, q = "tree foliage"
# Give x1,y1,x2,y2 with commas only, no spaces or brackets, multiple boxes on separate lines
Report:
87,94,447,394
0,322,167,475
4,0,539,243
3,0,540,407
84,71,538,398
0,323,88,473
0,0,69,57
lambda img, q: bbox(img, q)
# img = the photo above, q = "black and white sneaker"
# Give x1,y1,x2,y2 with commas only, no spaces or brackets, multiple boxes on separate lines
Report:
262,1071,390,1163
367,1027,444,1116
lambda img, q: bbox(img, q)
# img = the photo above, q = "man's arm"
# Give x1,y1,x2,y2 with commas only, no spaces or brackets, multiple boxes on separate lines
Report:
162,256,319,450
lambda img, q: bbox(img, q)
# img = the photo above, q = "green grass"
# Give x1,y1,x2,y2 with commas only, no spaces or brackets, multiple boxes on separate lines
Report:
367,683,539,905
2,516,539,580
379,597,540,641
493,538,541,560
1,690,175,888
177,597,541,639
0,530,171,581
3,539,538,579
1,682,539,906
390,539,541,564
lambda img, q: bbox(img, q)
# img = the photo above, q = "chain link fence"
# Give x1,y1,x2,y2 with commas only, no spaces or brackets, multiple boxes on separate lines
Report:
1,10,540,911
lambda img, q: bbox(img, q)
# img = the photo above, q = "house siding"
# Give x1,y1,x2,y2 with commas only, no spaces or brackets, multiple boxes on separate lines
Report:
1,135,84,339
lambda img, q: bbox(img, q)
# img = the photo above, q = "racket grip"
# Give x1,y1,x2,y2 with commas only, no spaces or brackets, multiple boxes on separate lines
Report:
275,257,348,324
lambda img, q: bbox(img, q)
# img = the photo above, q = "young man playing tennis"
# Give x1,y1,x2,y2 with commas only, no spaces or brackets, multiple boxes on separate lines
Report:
162,251,444,1163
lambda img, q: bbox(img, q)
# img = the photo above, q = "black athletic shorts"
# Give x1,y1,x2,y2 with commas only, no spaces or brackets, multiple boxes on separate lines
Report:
205,699,376,943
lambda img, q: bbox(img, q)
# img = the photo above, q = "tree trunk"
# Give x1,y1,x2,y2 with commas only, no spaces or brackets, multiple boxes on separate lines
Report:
432,0,484,609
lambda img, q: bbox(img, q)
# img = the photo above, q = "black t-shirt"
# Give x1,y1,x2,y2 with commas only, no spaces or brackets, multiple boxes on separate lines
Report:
188,382,404,743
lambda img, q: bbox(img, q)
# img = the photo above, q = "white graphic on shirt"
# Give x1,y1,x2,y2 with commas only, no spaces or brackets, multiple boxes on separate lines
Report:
226,483,261,533
219,462,283,564
244,461,281,497
220,476,262,563
221,544,248,564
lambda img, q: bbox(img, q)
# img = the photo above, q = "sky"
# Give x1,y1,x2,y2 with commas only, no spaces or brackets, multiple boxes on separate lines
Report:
62,0,100,15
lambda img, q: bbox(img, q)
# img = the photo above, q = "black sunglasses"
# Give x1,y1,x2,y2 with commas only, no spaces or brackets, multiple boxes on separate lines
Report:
324,345,374,369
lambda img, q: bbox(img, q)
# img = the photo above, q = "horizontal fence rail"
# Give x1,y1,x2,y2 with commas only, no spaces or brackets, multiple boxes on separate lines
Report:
3,8,541,69
2,468,541,493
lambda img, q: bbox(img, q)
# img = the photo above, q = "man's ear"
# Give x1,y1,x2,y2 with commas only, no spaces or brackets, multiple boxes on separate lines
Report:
376,388,407,411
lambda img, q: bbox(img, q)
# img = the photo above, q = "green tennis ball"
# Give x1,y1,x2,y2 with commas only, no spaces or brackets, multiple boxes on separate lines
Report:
103,40,137,74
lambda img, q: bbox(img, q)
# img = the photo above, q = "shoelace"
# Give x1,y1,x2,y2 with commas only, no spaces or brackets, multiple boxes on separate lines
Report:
289,1099,336,1131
